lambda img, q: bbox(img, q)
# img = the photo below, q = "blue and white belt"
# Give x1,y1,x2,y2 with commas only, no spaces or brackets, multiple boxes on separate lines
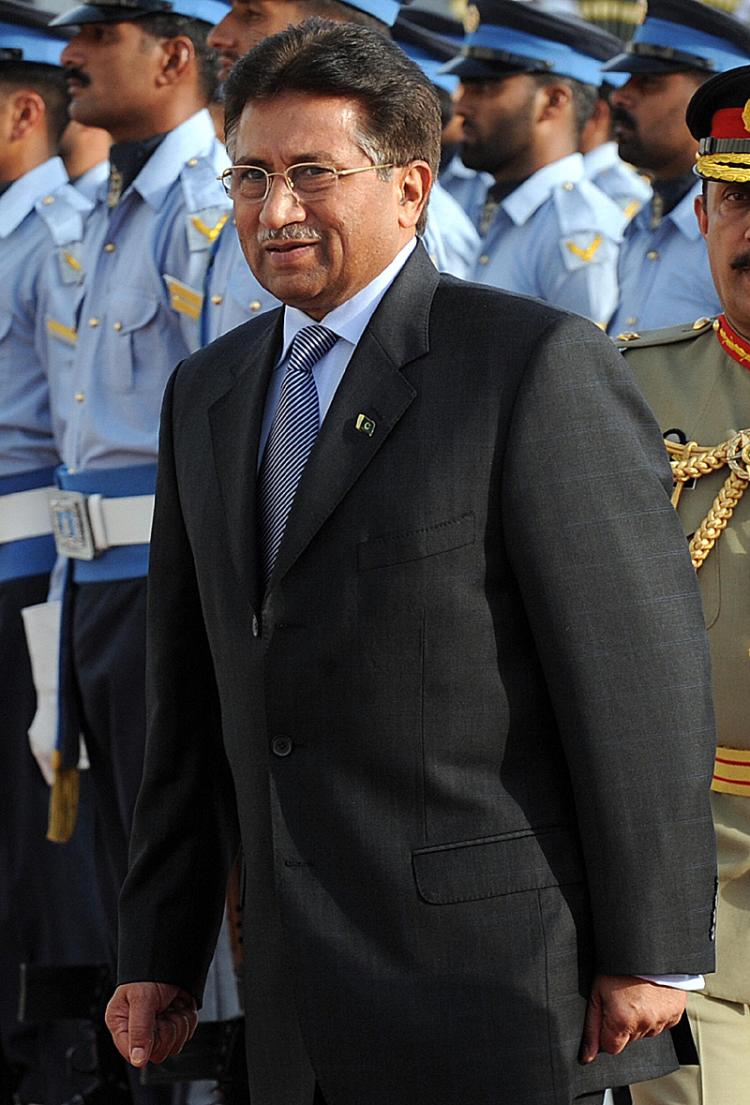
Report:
51,463,156,582
0,467,57,583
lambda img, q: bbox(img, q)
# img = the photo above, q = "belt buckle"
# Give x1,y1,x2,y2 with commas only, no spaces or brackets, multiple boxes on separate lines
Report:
48,490,97,560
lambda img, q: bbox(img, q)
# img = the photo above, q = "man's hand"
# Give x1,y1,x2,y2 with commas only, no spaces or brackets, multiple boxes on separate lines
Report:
105,982,198,1068
579,974,687,1064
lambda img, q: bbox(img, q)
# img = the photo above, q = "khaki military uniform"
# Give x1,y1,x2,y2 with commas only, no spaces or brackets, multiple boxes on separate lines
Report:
619,316,750,1105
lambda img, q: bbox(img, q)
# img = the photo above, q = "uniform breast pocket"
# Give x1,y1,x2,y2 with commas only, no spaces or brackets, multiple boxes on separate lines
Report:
357,512,475,571
104,289,163,393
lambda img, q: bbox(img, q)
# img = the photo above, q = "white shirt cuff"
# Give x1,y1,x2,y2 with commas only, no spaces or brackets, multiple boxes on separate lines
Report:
636,974,705,991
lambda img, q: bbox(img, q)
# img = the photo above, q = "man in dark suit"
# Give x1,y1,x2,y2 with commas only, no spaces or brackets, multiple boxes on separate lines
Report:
106,20,717,1105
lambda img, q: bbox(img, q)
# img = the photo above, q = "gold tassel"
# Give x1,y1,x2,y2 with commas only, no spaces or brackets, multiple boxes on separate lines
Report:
47,752,80,843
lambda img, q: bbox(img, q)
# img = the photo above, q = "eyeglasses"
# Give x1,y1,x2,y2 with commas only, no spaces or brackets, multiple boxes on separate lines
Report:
217,161,394,202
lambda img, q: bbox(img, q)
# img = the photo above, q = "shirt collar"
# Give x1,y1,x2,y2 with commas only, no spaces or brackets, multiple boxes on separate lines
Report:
502,153,585,226
280,238,418,360
582,142,621,178
632,178,703,240
131,109,218,208
0,156,68,238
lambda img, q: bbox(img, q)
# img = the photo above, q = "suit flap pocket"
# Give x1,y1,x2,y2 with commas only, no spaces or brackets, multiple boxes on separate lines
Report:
358,513,475,571
412,826,585,905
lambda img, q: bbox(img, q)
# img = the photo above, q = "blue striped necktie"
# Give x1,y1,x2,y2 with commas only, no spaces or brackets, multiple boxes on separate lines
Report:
259,324,339,585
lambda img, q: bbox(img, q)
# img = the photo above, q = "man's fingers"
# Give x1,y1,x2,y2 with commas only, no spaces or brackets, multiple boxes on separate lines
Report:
579,995,602,1064
599,1022,633,1055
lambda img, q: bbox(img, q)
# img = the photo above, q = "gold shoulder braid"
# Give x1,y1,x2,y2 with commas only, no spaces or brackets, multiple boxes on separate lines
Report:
666,430,750,569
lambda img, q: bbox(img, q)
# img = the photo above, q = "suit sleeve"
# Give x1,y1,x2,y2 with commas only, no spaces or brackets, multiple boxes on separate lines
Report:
117,368,240,1003
502,313,717,977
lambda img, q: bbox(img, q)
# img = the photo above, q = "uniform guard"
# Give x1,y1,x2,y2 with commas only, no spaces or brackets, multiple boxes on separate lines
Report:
443,0,628,325
619,63,750,1105
604,0,750,335
0,11,111,1102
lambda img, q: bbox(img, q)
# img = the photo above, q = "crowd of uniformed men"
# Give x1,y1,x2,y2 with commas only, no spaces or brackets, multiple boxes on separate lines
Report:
3,0,750,1101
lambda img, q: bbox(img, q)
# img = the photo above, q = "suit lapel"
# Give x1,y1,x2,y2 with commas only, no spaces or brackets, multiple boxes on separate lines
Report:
267,244,440,595
209,311,284,609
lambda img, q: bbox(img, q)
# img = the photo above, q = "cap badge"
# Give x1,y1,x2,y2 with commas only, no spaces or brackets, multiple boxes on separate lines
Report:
742,99,750,135
463,3,480,35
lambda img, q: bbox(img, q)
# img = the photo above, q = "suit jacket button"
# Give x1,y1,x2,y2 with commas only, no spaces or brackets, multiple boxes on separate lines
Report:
252,614,260,637
271,737,293,757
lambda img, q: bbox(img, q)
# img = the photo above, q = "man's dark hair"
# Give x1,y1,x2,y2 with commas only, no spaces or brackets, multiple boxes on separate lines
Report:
298,0,390,35
0,61,70,147
223,18,441,233
532,72,599,139
138,12,219,103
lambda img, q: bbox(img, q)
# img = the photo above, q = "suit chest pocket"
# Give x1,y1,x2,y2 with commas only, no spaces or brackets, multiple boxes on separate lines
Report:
357,512,475,571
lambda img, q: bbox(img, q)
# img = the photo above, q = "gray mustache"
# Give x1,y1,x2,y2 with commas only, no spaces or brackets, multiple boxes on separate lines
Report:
257,226,322,244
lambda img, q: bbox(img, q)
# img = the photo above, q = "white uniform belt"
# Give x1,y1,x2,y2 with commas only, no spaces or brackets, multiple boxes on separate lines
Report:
48,490,155,559
0,487,55,544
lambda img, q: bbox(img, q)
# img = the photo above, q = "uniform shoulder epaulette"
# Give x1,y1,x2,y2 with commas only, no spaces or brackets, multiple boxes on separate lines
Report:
178,153,231,252
554,177,627,239
615,316,716,351
34,183,91,247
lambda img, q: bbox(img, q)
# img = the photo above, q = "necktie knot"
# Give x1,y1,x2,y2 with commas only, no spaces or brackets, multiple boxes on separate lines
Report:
287,324,338,375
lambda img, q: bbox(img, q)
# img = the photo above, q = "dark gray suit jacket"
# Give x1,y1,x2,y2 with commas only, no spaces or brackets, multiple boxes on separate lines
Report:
119,245,717,1105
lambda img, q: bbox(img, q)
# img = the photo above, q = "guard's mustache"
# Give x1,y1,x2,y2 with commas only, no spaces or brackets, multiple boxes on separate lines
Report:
63,66,90,86
731,251,750,271
611,106,636,129
258,225,322,244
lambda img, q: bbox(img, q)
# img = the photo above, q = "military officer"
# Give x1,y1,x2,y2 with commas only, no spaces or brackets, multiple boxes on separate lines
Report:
0,12,110,1101
40,0,229,950
580,75,652,220
605,0,750,336
445,0,627,325
619,65,750,1105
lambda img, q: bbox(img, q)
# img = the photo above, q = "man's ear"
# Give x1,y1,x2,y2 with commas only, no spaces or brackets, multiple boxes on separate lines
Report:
695,190,708,241
537,81,571,122
9,89,45,141
396,161,432,229
155,34,194,87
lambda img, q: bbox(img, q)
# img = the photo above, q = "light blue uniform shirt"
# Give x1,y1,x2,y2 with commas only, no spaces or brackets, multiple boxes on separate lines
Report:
439,154,494,232
0,157,91,477
582,142,652,221
202,219,279,344
470,152,626,325
421,180,480,279
53,110,230,472
71,159,109,204
259,238,417,462
607,180,721,336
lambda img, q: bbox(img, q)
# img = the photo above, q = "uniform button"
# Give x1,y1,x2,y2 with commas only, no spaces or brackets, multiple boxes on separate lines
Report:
271,737,293,757
646,249,660,261
88,317,99,327
74,391,85,403
693,316,711,329
250,300,262,312
626,316,637,326
562,181,574,191
187,157,198,167
113,321,123,332
42,195,55,205
211,294,223,305
478,254,489,266
252,614,260,638
104,242,116,253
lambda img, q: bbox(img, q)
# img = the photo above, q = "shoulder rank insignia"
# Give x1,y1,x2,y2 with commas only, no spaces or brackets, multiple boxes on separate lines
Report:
565,234,603,263
186,206,228,251
622,199,642,222
58,247,85,285
47,318,77,346
163,273,204,321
